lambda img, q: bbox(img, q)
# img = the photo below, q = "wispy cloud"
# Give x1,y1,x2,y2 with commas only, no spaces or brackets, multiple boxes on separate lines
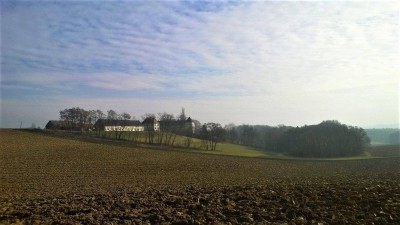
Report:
1,1,399,128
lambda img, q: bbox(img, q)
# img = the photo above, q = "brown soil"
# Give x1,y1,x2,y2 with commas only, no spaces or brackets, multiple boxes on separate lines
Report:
1,129,399,224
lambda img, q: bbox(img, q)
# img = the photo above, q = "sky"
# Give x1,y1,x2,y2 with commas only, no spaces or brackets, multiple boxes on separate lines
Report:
1,0,399,129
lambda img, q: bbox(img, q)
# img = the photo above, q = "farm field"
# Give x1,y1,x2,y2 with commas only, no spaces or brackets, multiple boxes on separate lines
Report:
1,129,399,224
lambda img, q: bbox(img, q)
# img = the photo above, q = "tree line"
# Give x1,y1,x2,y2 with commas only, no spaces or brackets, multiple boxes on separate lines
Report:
365,128,400,145
58,107,132,130
55,108,370,157
223,120,370,157
223,123,292,151
56,107,227,150
277,121,370,157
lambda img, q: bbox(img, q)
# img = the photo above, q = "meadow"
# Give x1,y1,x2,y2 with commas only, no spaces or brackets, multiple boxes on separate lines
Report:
1,129,399,224
44,129,391,160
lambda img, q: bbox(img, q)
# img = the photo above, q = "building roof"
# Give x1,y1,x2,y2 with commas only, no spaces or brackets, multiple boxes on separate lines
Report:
45,120,75,130
142,117,158,124
45,120,69,128
95,119,142,126
46,120,68,125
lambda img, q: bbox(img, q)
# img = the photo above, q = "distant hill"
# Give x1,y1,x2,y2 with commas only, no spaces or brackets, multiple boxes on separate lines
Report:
365,128,400,145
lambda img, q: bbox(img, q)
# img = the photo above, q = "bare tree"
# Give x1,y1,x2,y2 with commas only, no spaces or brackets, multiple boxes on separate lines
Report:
59,108,74,130
92,109,105,135
158,112,175,121
178,107,187,121
86,110,97,130
107,110,118,120
59,107,88,131
77,108,89,132
120,112,132,120
141,113,156,120
201,123,225,151
96,110,105,120
114,112,132,140
141,113,157,144
224,123,238,143
158,112,180,146
183,133,194,148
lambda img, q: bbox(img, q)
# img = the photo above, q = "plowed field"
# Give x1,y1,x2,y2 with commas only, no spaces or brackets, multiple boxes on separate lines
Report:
1,129,399,224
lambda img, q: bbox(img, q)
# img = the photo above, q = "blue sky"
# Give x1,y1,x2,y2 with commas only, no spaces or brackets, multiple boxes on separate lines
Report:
1,0,399,128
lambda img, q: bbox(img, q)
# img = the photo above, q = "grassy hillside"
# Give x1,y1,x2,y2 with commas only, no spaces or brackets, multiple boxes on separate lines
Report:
36,129,395,160
182,143,268,158
53,130,268,158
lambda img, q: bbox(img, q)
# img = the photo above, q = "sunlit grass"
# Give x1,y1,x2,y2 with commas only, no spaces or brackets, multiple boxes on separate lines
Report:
193,143,387,161
62,130,398,160
195,143,268,157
